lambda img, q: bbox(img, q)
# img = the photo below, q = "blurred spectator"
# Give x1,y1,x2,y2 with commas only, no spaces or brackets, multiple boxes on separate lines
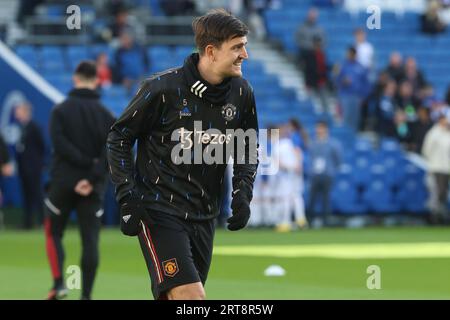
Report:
335,46,369,131
161,0,196,16
0,134,13,224
430,102,449,122
422,109,450,223
114,32,149,92
0,134,14,205
384,52,405,84
361,71,390,131
288,118,309,152
395,81,421,120
14,102,46,230
394,109,412,145
96,53,113,89
295,8,325,69
273,124,306,232
110,7,133,38
307,121,341,227
410,106,433,154
420,84,439,109
376,80,397,137
304,37,330,114
421,0,447,34
244,0,272,40
101,5,145,44
354,28,374,70
248,125,276,228
446,86,450,106
404,57,427,94
16,0,44,25
0,135,13,178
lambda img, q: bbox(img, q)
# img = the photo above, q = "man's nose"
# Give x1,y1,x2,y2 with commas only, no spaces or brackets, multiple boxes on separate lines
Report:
240,46,249,59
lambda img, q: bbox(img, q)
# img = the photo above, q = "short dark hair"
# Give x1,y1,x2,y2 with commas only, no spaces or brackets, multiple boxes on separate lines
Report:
348,46,357,55
74,60,97,80
192,8,249,55
289,118,302,131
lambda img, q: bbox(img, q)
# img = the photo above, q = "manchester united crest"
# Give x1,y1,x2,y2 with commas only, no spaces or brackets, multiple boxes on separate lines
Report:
221,103,237,121
162,258,179,277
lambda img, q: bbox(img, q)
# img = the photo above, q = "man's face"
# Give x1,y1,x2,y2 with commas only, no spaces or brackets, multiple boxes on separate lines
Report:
15,104,31,124
390,53,402,67
212,36,248,78
316,124,328,139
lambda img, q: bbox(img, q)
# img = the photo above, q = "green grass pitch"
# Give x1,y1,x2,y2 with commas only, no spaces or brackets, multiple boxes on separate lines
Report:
1,226,450,299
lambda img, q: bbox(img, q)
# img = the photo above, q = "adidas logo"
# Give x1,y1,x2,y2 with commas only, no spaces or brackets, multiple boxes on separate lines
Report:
122,215,131,223
190,80,207,98
180,106,191,117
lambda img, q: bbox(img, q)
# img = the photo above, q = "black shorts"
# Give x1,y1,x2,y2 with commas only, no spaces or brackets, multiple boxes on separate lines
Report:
137,211,215,300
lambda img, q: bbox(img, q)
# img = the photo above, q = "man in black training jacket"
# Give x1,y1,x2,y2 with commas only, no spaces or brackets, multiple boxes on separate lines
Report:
45,61,115,300
107,9,259,300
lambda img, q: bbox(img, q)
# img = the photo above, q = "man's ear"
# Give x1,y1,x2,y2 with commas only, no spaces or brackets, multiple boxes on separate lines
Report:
204,44,216,62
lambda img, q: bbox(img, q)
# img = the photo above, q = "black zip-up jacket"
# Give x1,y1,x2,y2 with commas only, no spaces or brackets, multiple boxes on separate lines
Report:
0,135,10,165
107,53,258,221
49,88,115,192
16,120,46,177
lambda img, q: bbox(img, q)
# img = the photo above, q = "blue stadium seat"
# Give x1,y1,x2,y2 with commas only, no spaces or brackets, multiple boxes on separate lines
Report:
15,45,40,70
380,137,402,156
396,178,428,214
102,85,129,99
332,179,367,215
148,46,173,62
369,164,386,180
66,46,90,71
102,96,129,117
351,155,371,187
402,163,426,182
45,4,64,18
175,46,195,59
40,46,66,72
363,179,400,214
380,154,402,188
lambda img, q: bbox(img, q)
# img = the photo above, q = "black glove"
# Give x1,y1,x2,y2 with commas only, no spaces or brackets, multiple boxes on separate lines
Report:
227,181,252,231
119,195,146,236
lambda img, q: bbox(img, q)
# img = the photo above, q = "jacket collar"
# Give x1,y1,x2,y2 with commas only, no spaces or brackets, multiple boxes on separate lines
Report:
182,53,232,106
68,88,100,100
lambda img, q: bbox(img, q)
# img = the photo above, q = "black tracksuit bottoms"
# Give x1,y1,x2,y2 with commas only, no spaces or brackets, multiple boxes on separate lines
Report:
44,184,103,299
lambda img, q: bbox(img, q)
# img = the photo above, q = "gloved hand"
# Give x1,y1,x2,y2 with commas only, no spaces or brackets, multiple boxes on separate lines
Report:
227,181,252,231
119,195,146,236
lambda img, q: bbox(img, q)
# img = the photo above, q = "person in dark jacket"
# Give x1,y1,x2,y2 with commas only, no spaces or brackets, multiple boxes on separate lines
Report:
44,61,115,300
303,36,329,114
410,106,433,153
0,135,12,175
107,9,258,300
114,32,149,92
0,135,14,210
14,101,46,229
